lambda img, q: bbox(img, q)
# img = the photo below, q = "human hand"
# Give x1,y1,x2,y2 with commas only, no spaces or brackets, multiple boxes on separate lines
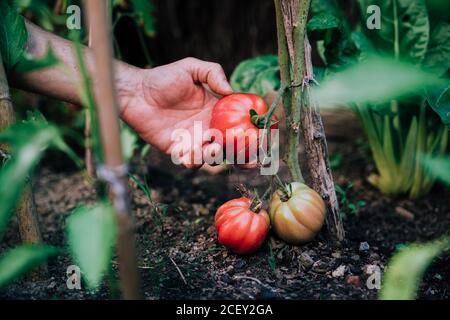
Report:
117,58,233,168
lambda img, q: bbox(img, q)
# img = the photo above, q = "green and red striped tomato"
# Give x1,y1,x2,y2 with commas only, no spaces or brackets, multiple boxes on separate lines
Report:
269,182,326,244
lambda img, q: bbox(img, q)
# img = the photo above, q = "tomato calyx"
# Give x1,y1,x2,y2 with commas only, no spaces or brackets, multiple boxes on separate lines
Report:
249,198,263,213
235,184,264,213
274,176,293,202
249,109,278,129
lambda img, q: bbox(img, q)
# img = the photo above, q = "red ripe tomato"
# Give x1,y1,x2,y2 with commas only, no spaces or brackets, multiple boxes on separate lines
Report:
210,93,278,166
215,197,270,255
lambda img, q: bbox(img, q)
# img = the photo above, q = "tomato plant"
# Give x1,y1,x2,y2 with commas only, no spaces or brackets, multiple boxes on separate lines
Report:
215,197,270,255
210,93,278,166
269,182,326,244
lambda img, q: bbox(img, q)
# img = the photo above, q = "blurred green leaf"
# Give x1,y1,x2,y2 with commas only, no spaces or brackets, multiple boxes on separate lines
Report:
329,152,343,170
426,82,450,128
130,0,157,37
66,202,117,290
0,1,28,73
380,237,450,300
358,0,430,64
121,123,138,162
421,155,450,185
310,0,342,18
0,118,80,238
350,31,376,61
314,57,444,108
14,0,61,31
307,13,340,40
0,244,59,288
230,55,280,96
15,45,60,74
423,23,450,75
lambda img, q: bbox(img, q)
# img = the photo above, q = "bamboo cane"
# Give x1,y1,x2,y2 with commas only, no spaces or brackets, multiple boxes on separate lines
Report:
0,54,46,278
83,0,142,299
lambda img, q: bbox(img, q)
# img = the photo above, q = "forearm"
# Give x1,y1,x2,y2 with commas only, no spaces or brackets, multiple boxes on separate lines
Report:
10,21,140,109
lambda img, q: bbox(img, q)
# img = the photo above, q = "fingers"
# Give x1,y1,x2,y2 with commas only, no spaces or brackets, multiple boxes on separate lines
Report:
182,57,233,96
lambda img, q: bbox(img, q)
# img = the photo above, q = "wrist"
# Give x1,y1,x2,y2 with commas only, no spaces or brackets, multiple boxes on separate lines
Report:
115,62,144,117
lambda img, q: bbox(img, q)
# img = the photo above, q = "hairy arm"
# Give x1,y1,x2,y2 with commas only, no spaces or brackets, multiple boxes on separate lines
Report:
10,21,140,109
10,21,233,166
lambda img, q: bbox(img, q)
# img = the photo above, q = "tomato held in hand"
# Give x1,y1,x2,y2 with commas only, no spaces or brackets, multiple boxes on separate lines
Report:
215,197,270,255
210,93,278,166
269,182,326,244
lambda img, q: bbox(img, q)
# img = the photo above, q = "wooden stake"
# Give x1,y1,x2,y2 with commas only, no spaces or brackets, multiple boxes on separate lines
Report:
84,0,142,299
301,36,345,242
0,55,46,278
274,0,345,242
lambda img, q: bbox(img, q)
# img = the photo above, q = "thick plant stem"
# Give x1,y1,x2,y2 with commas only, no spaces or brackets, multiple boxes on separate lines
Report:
0,56,46,278
84,0,142,299
274,0,304,183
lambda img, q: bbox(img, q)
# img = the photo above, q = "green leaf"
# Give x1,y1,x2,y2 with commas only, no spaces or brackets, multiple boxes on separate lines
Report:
358,0,430,64
426,82,450,128
307,13,340,40
423,23,450,75
310,0,342,18
314,57,444,108
230,55,280,96
350,31,376,61
421,155,450,186
0,244,59,288
0,1,28,73
121,123,138,162
380,237,450,300
66,202,117,290
0,118,80,238
129,0,157,37
14,45,60,74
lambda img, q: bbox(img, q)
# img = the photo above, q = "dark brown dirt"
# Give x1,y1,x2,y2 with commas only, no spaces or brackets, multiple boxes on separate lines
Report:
1,113,449,300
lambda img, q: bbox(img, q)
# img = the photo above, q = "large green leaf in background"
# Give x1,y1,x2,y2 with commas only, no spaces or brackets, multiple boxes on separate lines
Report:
358,0,430,64
423,23,450,75
0,116,80,239
313,57,444,108
66,202,117,290
426,82,450,128
129,0,157,37
421,155,450,185
307,13,340,40
310,0,342,19
380,237,450,299
230,55,280,97
0,1,27,73
0,245,59,288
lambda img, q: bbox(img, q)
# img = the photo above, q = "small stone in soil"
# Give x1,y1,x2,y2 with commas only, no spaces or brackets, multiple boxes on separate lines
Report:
234,259,247,270
47,281,57,289
331,251,341,259
346,275,361,288
332,265,346,278
312,260,328,273
351,254,360,261
359,242,370,252
369,252,380,261
299,252,314,270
